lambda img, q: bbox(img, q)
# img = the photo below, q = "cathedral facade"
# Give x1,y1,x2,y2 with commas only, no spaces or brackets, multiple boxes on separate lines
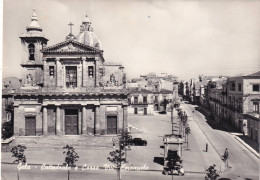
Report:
13,10,128,136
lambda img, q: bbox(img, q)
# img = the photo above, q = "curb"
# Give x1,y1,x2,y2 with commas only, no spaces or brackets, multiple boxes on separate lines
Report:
234,136,259,159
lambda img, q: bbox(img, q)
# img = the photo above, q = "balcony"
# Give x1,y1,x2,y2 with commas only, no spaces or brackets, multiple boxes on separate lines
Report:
131,101,148,105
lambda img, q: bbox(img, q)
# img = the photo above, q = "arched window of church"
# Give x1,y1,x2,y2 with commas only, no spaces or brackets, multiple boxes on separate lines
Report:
28,43,35,60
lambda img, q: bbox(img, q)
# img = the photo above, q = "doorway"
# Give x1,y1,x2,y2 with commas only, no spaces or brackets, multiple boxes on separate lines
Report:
25,116,36,136
65,109,78,135
107,116,117,134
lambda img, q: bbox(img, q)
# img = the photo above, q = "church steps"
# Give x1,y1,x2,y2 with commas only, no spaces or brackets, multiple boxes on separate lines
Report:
11,135,114,150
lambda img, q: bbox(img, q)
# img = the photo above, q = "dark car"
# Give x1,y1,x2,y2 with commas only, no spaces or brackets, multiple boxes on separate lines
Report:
128,138,147,146
159,111,167,114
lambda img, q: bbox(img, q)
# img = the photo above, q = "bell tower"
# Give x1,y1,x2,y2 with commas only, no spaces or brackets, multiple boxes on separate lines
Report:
19,9,48,87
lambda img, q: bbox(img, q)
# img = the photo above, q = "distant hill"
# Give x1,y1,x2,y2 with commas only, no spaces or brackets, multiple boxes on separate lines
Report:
2,77,21,90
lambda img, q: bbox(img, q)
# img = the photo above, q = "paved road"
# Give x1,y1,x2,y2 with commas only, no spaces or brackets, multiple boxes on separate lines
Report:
182,103,259,180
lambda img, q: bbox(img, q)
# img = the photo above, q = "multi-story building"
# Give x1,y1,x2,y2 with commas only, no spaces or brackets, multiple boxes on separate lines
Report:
190,76,216,105
128,88,154,115
10,10,128,137
207,78,227,125
226,72,260,137
127,73,179,115
205,72,260,144
153,89,175,111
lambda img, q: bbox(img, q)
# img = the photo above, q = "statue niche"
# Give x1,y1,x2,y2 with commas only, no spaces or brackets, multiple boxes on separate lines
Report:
24,74,35,87
110,74,116,86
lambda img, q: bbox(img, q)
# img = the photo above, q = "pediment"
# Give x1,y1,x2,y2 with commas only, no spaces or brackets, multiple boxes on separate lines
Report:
41,40,103,54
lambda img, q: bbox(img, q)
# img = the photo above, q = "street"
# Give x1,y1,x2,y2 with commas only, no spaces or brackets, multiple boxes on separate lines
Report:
182,103,259,180
1,103,259,180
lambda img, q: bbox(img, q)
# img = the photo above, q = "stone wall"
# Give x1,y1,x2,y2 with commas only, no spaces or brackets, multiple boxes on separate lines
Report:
14,103,42,136
247,116,260,144
103,64,124,86
244,95,260,114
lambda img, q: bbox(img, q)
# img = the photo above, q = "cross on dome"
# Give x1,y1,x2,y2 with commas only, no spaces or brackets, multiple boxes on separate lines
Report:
66,22,76,41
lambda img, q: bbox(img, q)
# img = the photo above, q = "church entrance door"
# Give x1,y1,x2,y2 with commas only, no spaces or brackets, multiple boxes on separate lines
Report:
25,116,36,136
65,109,78,135
107,116,117,134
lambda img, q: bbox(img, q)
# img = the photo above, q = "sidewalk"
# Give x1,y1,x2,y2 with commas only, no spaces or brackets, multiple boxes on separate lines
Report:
198,105,259,155
180,104,225,173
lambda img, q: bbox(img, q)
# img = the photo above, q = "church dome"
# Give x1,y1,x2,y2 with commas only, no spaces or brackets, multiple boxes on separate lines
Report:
76,14,102,49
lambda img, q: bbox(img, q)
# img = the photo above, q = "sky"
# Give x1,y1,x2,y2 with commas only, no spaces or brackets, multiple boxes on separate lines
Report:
1,0,260,81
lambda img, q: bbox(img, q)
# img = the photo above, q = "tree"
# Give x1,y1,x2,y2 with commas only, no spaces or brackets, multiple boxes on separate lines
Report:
160,99,170,111
63,145,79,180
2,121,13,139
10,145,27,180
164,151,182,178
108,138,126,180
167,158,175,179
120,131,132,161
185,126,191,150
205,164,219,180
180,113,188,138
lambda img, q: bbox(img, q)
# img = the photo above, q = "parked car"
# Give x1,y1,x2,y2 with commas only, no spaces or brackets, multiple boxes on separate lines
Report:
159,111,167,114
128,138,147,146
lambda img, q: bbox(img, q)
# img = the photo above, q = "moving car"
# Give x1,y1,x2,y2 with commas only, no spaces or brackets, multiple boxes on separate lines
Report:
128,138,147,146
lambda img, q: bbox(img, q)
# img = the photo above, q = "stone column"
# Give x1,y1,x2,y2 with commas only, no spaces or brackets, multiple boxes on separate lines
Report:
95,57,99,87
43,106,48,135
61,108,65,135
82,106,87,134
56,58,60,87
82,57,87,87
95,106,100,135
43,58,47,86
77,64,82,88
123,105,128,131
13,106,19,136
78,110,82,134
56,106,61,135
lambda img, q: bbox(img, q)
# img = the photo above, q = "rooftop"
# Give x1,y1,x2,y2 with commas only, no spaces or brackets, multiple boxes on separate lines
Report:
244,71,260,77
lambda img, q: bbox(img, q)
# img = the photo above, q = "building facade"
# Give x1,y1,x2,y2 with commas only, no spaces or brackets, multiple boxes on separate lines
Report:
128,88,154,115
226,72,260,133
12,10,128,137
200,72,260,144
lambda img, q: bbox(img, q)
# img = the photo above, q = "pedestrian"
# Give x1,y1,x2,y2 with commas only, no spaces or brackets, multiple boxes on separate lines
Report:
224,148,229,159
206,143,208,152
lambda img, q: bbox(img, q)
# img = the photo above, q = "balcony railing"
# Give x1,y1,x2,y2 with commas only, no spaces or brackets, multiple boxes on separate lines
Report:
131,101,149,105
